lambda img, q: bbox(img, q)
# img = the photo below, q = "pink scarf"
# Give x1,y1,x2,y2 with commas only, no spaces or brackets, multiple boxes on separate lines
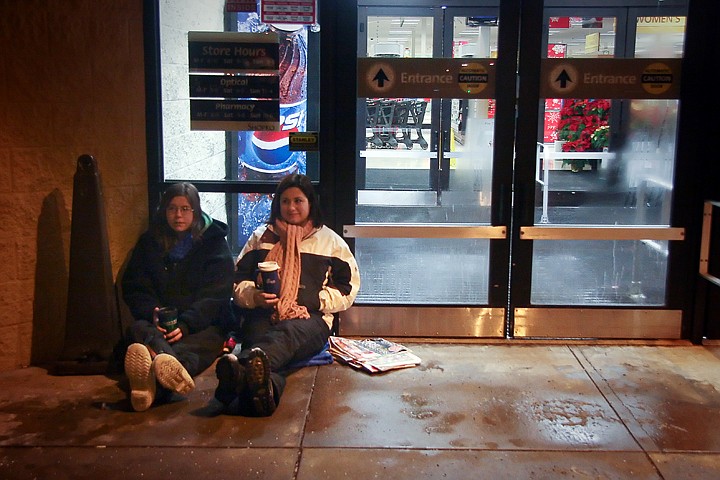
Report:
264,220,315,321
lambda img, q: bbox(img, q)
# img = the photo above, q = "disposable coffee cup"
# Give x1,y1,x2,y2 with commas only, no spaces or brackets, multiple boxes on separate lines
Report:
258,261,281,295
157,307,178,333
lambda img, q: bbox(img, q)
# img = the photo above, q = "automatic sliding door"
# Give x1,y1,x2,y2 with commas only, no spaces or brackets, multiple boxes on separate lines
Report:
344,7,506,336
514,6,688,338
343,2,690,340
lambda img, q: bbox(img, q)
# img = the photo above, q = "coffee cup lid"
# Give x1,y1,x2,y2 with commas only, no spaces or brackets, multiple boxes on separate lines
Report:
258,261,280,272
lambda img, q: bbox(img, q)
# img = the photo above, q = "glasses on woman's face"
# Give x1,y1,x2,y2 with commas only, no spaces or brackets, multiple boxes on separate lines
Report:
166,205,193,215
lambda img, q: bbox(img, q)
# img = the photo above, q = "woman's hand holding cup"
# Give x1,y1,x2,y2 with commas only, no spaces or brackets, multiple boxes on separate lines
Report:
155,306,183,343
254,289,280,309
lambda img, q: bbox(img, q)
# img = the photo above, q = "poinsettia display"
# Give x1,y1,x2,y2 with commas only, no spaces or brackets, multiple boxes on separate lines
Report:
557,99,610,152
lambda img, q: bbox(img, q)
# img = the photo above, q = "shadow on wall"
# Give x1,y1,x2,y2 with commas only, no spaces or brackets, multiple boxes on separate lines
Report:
31,189,70,366
32,156,132,374
114,253,136,350
30,187,134,372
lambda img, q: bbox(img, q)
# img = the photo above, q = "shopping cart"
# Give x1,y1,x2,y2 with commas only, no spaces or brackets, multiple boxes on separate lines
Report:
365,99,429,150
402,99,429,150
366,99,396,149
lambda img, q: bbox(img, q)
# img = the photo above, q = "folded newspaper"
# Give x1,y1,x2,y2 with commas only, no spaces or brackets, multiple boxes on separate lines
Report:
328,336,421,373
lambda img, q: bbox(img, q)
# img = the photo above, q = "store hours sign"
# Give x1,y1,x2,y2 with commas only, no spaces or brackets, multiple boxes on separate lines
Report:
188,31,281,131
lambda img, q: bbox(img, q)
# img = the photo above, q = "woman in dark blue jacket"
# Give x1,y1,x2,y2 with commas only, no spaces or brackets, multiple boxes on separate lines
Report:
122,182,234,411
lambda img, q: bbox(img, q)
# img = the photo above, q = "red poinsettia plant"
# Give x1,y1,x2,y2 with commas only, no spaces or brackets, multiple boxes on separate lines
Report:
557,98,610,152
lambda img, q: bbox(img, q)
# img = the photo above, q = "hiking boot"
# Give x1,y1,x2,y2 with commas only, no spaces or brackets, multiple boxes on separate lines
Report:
214,353,243,406
153,353,194,395
125,343,155,412
243,347,276,416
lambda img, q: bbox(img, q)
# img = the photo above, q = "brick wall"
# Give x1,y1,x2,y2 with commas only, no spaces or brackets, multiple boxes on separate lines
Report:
0,0,147,371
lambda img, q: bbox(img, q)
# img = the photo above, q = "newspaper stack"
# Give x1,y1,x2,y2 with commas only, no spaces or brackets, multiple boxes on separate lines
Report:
328,336,421,373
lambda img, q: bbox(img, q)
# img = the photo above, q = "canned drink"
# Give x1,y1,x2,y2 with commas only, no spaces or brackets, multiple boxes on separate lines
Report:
157,307,178,333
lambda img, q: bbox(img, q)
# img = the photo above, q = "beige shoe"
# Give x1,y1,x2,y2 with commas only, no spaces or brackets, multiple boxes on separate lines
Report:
125,343,155,412
153,353,195,395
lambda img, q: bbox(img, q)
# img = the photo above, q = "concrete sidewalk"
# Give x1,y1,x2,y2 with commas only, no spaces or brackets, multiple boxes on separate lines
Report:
1,343,720,479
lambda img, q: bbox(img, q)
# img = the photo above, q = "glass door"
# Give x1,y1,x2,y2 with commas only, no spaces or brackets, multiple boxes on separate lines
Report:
511,4,687,339
342,1,689,340
343,6,508,337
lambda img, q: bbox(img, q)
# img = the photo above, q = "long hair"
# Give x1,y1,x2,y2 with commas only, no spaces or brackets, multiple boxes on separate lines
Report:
268,174,323,228
152,182,204,251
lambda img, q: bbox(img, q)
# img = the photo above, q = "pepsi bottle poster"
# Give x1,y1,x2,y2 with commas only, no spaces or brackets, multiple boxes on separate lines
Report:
235,12,309,247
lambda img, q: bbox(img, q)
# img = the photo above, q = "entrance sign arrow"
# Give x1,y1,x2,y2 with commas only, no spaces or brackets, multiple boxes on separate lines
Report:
373,68,390,88
555,69,573,89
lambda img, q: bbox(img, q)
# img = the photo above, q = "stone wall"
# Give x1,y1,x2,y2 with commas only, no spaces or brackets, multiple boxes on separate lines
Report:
0,0,147,371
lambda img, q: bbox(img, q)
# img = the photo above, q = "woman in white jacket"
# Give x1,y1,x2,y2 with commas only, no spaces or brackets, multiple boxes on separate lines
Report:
214,174,360,416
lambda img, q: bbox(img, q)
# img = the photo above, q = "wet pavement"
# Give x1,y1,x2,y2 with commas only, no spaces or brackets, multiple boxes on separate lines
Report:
1,342,720,479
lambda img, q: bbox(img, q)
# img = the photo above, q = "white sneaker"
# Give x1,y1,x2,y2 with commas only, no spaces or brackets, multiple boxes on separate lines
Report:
125,343,155,412
153,353,195,395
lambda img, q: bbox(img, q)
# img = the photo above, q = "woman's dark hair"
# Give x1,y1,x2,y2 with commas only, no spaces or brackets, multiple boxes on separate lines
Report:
268,174,323,227
152,182,205,251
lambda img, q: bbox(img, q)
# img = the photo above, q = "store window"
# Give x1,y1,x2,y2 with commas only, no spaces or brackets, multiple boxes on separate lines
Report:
156,1,320,252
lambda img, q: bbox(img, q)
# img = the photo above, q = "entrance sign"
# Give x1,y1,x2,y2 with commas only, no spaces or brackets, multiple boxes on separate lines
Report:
540,58,682,98
357,58,496,98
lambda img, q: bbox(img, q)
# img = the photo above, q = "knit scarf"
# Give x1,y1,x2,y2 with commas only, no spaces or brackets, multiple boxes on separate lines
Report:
264,220,315,321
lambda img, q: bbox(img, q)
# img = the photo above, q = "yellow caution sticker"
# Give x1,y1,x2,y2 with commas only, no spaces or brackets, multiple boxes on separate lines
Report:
289,131,319,151
641,62,673,95
458,62,489,95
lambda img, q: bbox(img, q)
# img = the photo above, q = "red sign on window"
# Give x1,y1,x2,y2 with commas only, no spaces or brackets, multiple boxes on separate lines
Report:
226,0,257,12
547,43,567,58
549,17,570,29
261,0,316,25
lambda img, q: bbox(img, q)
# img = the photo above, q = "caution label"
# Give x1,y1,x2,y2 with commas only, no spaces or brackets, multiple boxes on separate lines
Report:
458,63,489,95
641,62,674,95
289,131,319,151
